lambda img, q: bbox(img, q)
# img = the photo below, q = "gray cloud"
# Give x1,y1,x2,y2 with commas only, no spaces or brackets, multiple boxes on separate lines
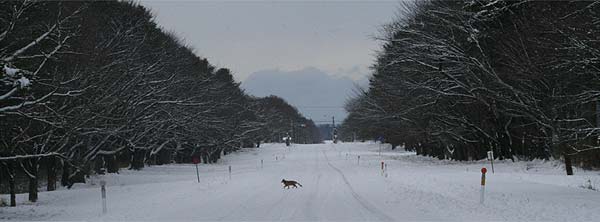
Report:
141,0,399,81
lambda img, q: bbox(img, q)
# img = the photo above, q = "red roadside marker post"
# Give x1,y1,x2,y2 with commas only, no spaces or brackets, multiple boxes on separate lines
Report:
480,167,487,204
192,156,200,183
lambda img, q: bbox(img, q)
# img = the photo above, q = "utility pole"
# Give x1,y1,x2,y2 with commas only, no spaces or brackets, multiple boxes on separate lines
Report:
331,116,334,141
290,119,294,144
331,116,338,143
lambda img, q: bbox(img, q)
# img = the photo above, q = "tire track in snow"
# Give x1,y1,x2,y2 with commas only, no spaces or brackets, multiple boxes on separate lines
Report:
321,150,393,221
215,180,272,221
278,147,322,221
215,161,289,221
296,148,322,220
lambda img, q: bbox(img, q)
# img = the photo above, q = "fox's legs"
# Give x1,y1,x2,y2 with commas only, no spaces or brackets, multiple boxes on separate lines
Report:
282,182,301,189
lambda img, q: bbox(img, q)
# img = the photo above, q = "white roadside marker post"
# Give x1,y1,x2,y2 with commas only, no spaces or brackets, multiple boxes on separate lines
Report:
480,167,487,204
385,163,388,178
195,164,200,183
228,165,232,180
100,180,107,214
193,156,200,183
487,151,495,173
358,155,360,165
261,159,263,169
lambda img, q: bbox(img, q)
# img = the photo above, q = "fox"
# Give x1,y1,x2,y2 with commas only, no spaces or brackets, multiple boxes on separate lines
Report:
281,179,302,189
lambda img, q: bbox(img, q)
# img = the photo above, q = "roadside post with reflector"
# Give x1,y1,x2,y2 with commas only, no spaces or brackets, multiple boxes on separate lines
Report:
480,167,487,204
100,180,107,214
487,151,495,173
192,156,200,183
384,163,388,178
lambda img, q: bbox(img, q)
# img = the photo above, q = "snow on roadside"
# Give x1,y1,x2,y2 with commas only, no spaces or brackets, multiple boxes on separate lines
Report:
1,142,598,221
335,142,600,221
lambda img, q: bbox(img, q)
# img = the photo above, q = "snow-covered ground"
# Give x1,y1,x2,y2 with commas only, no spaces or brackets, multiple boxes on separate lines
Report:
1,142,599,221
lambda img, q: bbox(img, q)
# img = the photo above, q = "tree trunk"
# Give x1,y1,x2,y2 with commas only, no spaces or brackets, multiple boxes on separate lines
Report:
130,149,145,170
28,159,39,202
209,150,221,163
47,156,56,191
564,153,574,175
596,99,600,132
69,169,86,187
202,154,208,164
61,160,71,187
28,176,38,202
129,149,143,170
0,163,3,198
8,160,16,207
94,157,104,174
128,149,135,170
106,155,119,173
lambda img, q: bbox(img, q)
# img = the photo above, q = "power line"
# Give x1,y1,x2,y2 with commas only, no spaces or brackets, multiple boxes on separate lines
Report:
312,120,340,123
295,106,345,109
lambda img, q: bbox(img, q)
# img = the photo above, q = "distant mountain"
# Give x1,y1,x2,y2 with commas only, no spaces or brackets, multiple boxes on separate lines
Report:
242,67,362,123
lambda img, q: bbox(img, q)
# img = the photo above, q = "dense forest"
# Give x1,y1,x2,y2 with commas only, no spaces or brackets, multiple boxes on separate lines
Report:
340,0,600,169
0,1,321,206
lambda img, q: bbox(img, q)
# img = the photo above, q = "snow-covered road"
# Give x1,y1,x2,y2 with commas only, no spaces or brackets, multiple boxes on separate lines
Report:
2,142,599,221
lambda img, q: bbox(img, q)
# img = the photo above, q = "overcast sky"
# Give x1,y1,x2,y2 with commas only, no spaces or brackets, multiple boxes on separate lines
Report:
140,0,400,82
